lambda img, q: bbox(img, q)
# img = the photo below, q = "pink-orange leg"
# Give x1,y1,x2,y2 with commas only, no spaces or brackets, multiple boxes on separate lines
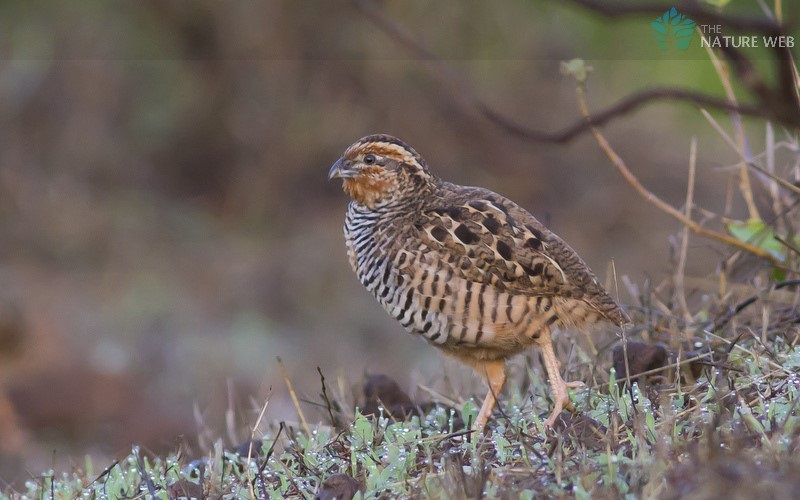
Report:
538,329,583,427
472,359,506,431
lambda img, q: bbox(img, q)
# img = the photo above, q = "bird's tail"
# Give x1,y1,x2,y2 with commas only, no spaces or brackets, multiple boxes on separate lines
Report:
593,292,631,327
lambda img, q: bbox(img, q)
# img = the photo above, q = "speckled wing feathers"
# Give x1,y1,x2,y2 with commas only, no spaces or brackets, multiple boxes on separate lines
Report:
411,183,628,328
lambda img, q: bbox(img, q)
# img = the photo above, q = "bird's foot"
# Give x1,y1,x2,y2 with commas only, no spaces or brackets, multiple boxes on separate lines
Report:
543,400,567,428
543,380,582,427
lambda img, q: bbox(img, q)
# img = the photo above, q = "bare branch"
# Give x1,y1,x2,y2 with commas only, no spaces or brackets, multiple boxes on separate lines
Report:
356,0,800,146
563,0,800,123
573,81,782,265
704,39,760,220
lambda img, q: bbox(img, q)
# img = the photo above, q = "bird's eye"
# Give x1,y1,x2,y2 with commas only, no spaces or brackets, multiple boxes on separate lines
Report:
363,154,376,165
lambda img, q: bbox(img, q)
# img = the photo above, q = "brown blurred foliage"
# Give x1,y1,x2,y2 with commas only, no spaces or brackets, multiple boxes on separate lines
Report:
0,0,777,481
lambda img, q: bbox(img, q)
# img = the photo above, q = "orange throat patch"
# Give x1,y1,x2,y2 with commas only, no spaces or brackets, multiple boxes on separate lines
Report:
342,169,394,208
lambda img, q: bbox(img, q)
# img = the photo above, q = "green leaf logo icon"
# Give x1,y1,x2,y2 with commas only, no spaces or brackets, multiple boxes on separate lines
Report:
651,7,696,51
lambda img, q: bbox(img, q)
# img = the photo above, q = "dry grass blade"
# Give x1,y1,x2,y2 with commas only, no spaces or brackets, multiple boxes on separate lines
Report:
246,391,272,500
703,39,760,220
675,138,697,323
132,446,157,499
277,357,310,436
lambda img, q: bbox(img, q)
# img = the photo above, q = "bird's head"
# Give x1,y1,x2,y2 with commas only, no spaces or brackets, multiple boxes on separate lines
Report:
328,134,433,209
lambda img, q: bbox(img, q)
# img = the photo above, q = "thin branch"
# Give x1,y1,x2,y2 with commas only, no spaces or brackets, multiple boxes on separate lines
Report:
710,278,800,332
573,81,781,265
317,366,339,429
355,0,799,148
749,155,800,196
246,391,271,499
480,88,771,143
704,35,760,220
700,109,800,196
133,446,158,499
562,0,800,124
675,138,697,323
277,357,310,435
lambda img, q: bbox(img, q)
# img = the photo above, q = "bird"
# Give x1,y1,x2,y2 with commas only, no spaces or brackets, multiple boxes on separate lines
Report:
328,134,629,430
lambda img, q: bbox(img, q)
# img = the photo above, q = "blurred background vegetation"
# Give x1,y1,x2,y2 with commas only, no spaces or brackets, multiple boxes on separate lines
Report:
0,0,794,482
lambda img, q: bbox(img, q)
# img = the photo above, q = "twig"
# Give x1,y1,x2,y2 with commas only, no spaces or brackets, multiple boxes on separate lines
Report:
775,235,800,257
615,351,715,385
700,110,800,197
354,0,799,148
87,458,121,492
277,357,310,435
765,122,784,233
615,257,632,392
571,77,781,265
248,422,285,498
749,157,800,197
477,87,773,142
433,428,475,445
132,446,158,500
705,329,793,375
246,391,272,500
712,279,800,330
675,138,697,323
261,422,284,471
704,39,760,220
317,367,339,429
563,0,800,127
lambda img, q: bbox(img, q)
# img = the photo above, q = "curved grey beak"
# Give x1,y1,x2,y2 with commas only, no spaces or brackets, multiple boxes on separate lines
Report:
328,158,358,180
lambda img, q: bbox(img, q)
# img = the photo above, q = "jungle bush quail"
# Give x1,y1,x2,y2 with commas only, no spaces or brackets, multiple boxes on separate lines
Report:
329,134,628,429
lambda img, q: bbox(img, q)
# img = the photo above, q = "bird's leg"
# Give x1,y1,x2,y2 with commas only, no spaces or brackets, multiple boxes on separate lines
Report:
472,359,506,431
538,329,583,427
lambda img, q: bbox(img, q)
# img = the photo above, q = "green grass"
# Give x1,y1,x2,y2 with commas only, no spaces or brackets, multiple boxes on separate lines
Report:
12,302,800,499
